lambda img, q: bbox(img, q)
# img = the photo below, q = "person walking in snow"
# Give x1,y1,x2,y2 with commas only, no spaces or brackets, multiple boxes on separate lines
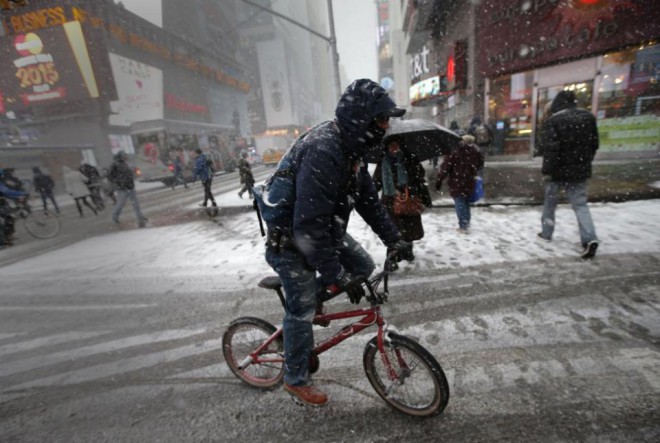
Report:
62,165,97,217
435,134,484,233
32,167,59,214
80,162,104,211
468,115,493,157
192,148,217,209
171,154,187,189
107,151,148,228
237,150,255,199
537,90,599,259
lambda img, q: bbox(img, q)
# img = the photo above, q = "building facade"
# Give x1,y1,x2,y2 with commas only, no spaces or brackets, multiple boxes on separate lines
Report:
402,0,660,158
0,0,250,188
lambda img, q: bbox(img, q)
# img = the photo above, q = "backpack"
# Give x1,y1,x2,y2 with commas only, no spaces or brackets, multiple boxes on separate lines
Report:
252,150,296,237
205,156,215,174
252,127,316,237
474,124,491,145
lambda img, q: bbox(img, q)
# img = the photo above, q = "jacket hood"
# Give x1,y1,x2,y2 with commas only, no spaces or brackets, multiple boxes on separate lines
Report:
335,79,405,156
550,90,577,114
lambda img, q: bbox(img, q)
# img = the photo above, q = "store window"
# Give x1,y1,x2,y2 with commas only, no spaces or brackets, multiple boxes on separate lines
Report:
597,42,660,152
489,71,534,155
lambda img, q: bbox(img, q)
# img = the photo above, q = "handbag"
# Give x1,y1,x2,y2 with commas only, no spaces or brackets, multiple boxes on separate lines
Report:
468,176,484,203
392,187,425,216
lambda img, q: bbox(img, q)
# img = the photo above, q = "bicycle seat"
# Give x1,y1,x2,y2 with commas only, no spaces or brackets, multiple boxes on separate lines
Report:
258,276,282,290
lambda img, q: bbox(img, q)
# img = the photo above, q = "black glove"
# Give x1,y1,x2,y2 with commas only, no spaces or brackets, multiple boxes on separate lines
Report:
387,239,412,262
337,273,365,305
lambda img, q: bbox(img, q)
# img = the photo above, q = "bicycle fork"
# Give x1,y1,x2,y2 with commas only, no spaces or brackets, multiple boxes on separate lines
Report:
377,324,414,391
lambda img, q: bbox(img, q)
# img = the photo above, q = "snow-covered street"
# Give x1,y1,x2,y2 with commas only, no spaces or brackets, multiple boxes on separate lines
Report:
3,198,659,289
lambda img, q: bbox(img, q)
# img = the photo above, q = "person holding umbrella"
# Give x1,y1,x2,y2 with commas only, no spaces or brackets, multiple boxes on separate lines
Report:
373,139,432,270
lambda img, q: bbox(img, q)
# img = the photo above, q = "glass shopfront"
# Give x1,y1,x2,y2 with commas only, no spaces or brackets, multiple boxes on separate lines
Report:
597,43,660,152
488,42,659,157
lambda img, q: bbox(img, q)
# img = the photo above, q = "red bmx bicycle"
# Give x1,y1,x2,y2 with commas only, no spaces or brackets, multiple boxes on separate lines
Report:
222,257,450,417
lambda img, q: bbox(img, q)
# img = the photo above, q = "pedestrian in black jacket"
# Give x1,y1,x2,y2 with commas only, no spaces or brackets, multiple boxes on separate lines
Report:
32,167,59,214
538,90,599,259
237,150,255,199
108,151,148,228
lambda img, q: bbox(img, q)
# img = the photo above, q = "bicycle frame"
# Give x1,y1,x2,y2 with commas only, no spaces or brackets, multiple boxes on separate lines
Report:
239,258,407,380
238,306,388,369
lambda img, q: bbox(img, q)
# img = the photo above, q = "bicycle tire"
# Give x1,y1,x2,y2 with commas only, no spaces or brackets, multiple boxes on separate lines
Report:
23,209,61,239
222,317,284,389
363,333,449,417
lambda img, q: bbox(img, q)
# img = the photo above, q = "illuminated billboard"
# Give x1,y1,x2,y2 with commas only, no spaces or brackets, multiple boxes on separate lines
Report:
409,76,440,105
0,21,99,111
108,53,163,127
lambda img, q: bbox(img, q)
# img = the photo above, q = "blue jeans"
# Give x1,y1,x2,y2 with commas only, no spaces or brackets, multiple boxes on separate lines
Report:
452,196,471,229
265,233,374,386
541,180,597,245
112,189,147,225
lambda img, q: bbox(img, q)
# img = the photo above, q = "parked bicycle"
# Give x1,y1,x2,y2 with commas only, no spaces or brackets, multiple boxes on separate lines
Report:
222,256,450,417
11,197,61,239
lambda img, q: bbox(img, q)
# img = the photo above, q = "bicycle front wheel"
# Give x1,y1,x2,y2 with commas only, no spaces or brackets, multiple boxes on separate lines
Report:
222,317,284,389
363,333,449,417
23,210,61,239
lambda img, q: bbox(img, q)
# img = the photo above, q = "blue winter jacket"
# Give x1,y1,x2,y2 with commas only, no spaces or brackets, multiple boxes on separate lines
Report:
192,154,212,182
0,181,27,199
284,81,402,285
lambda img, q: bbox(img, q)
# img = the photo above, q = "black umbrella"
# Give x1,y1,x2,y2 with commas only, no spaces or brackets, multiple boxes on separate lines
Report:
365,119,463,163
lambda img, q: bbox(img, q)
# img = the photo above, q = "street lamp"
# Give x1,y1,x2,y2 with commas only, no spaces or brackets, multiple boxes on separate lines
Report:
238,0,342,100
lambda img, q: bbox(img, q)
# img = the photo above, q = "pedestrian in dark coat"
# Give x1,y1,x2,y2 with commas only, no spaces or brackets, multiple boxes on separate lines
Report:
0,169,28,247
80,162,104,211
32,167,59,213
468,116,493,157
373,139,432,267
538,89,599,259
108,151,148,227
192,149,217,208
171,155,187,189
436,135,484,233
237,150,255,199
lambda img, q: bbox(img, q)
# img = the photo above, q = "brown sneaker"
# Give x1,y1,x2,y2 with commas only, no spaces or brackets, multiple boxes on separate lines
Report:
284,383,328,406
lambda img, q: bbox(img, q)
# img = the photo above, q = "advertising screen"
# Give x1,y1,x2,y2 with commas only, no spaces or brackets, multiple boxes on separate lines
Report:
108,53,163,127
0,21,99,111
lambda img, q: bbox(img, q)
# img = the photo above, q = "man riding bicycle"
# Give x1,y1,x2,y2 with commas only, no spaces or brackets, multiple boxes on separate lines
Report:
0,169,29,248
257,79,410,406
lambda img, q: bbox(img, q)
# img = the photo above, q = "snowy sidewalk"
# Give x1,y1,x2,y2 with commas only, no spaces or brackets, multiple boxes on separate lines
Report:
2,199,659,292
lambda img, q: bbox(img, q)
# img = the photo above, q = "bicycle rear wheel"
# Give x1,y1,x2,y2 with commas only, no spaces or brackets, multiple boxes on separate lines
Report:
363,333,449,417
23,210,61,239
222,317,284,389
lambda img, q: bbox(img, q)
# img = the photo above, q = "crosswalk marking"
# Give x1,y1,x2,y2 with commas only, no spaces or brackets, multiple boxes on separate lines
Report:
0,333,23,341
0,328,205,378
6,337,224,391
0,331,109,357
0,304,156,312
